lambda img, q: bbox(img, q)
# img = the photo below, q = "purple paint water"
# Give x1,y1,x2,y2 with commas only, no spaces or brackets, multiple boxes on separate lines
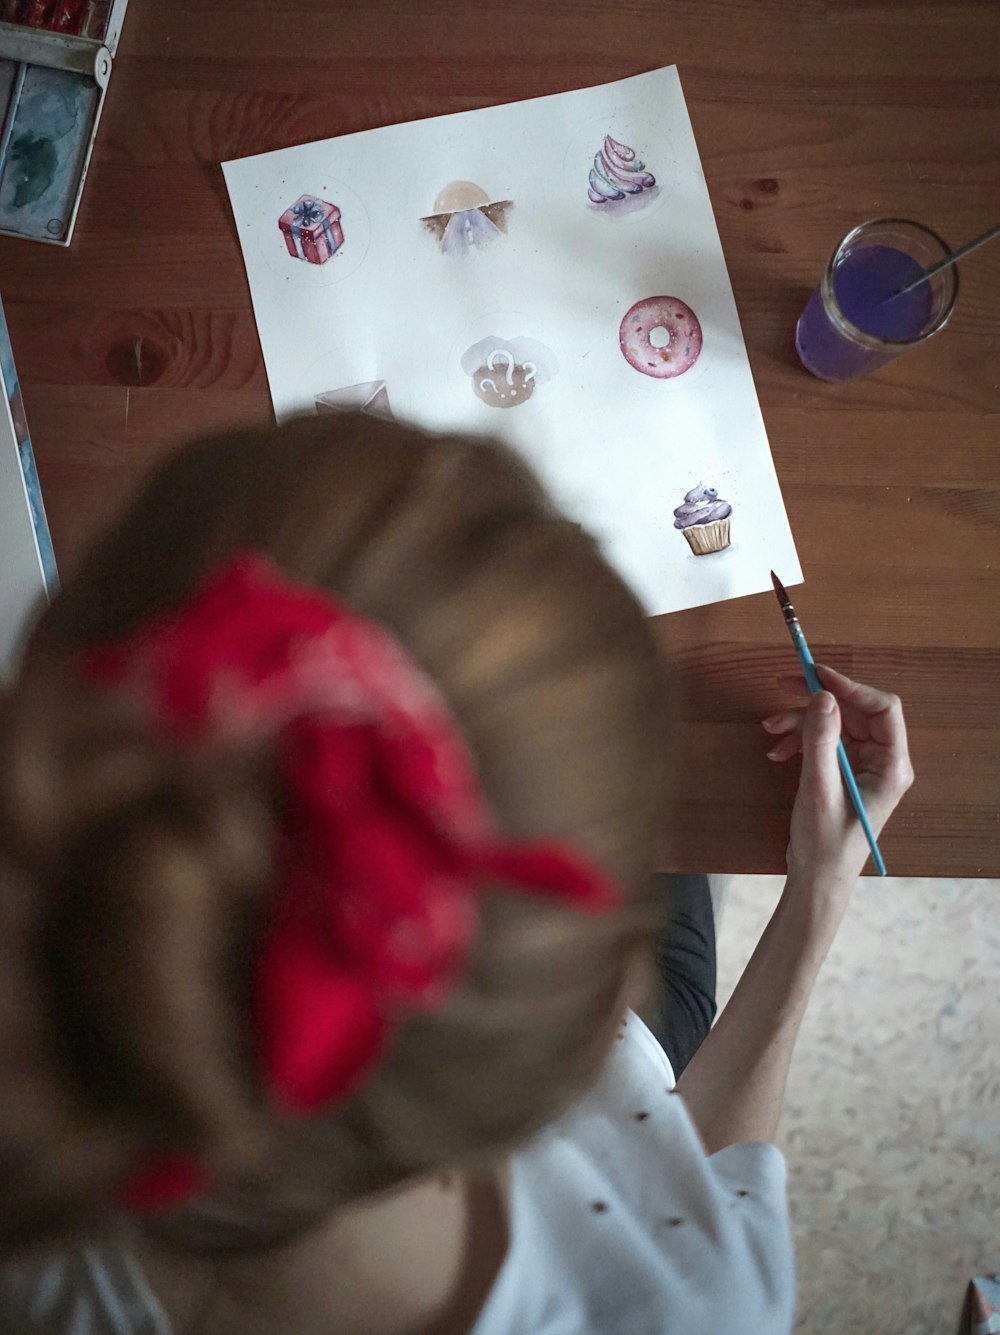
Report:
796,244,934,381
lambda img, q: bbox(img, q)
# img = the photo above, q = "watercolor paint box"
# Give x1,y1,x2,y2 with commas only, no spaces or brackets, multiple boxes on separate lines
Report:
0,289,57,679
0,0,127,245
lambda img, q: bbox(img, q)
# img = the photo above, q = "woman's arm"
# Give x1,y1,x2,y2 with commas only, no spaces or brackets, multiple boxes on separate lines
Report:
675,668,914,1152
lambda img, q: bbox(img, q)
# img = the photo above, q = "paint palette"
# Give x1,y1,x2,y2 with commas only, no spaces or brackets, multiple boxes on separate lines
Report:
0,3,116,40
0,0,127,245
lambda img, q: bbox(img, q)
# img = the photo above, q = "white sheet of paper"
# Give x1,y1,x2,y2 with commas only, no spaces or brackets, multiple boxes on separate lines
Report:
223,66,802,615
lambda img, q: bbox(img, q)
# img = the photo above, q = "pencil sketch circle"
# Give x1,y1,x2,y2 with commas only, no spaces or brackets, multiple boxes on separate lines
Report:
254,175,371,289
562,112,675,224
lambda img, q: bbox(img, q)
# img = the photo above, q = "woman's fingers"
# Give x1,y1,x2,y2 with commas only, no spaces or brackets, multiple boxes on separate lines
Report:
765,730,803,762
779,665,895,718
814,666,912,780
761,709,801,734
813,663,893,711
775,676,866,743
762,708,804,760
774,666,914,797
778,667,899,743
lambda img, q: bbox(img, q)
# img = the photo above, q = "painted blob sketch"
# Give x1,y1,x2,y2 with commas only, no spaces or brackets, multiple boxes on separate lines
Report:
315,380,392,419
619,296,702,379
673,483,732,555
460,336,557,409
588,135,657,212
0,65,97,239
10,134,58,208
278,195,344,265
421,181,513,256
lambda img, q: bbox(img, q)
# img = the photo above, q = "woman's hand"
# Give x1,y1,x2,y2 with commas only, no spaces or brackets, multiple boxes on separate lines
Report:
677,666,914,1153
761,665,914,898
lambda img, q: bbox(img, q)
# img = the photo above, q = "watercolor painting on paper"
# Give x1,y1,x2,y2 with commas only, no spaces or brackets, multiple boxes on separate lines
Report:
673,484,733,556
315,380,393,419
421,180,513,256
587,134,658,213
278,195,344,265
460,337,557,409
222,65,801,615
619,296,703,379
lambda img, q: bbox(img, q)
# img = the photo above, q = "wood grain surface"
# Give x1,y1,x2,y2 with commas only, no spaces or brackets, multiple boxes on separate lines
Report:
1,0,998,875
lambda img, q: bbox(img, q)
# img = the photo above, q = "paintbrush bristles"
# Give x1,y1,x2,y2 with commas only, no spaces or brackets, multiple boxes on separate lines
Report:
770,570,798,623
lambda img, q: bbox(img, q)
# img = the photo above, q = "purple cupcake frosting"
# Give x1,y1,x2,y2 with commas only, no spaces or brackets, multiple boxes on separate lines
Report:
673,484,732,530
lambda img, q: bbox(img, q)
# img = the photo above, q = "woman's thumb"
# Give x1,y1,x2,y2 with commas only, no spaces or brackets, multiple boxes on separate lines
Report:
799,691,842,803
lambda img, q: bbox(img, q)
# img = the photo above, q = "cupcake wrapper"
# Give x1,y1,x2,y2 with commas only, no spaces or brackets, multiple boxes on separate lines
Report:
681,517,731,555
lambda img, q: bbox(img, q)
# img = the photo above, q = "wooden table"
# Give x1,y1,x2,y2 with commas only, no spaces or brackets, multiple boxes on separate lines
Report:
2,0,998,876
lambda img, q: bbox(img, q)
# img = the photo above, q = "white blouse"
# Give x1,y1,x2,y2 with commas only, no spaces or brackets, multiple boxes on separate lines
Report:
0,1012,795,1334
471,1011,796,1334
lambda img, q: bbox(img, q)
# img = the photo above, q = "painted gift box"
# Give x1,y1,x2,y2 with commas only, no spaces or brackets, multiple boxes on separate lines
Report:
278,195,343,265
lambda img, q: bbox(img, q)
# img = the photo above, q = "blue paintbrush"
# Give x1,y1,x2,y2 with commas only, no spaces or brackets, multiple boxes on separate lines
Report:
770,572,887,876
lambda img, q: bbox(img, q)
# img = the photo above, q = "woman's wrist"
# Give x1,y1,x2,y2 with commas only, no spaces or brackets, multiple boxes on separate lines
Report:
779,869,856,947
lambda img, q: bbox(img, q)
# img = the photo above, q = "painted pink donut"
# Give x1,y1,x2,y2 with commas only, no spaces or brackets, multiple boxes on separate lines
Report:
619,296,703,379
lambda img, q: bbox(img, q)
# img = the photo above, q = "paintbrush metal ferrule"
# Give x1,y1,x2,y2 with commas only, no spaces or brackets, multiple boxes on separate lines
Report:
771,569,820,682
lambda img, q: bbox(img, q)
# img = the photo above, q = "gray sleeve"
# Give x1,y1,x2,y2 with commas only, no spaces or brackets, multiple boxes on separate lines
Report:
0,1248,173,1335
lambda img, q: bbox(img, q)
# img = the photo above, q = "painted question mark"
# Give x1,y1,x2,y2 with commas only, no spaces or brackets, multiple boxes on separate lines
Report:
479,377,500,394
522,361,537,385
487,348,516,387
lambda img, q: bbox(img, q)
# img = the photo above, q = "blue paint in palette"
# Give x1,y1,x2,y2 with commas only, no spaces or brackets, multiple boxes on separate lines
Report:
0,61,98,241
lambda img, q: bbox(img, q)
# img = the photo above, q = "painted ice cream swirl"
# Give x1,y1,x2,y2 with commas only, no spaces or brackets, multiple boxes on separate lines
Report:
673,484,732,529
588,135,656,204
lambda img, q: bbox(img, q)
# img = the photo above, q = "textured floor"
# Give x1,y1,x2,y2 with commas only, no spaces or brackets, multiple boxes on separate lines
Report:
713,876,1000,1335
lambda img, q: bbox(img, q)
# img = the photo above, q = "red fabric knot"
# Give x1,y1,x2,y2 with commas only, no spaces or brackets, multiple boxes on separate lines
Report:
117,1155,209,1214
86,553,622,1211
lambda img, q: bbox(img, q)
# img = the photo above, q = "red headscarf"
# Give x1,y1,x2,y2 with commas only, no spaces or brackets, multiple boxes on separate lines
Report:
83,554,620,1211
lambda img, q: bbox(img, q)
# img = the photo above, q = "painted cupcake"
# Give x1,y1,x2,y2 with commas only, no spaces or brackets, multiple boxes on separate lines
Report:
673,484,732,555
